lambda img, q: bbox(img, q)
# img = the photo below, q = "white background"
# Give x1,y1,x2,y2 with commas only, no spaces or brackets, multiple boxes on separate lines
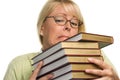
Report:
0,0,120,79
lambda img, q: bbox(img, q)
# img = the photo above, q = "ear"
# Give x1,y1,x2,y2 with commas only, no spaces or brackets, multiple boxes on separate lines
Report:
39,25,44,36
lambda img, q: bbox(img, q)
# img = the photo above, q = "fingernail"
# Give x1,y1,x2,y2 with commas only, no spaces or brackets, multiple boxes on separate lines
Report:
88,58,93,61
48,73,54,79
39,61,43,65
85,69,90,73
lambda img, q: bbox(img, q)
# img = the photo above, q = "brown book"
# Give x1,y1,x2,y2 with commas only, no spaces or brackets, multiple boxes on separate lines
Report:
32,41,100,64
65,56,103,63
37,63,101,79
36,53,102,78
66,32,113,48
54,71,100,80
33,48,102,68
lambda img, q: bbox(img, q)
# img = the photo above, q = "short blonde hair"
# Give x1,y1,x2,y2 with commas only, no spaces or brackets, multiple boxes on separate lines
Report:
37,0,85,44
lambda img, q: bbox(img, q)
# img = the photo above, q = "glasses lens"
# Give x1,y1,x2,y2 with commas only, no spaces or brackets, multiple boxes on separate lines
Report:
53,15,81,28
70,19,79,28
54,16,66,25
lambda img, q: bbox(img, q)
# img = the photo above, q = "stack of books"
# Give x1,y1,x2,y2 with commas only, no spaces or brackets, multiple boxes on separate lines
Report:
32,32,113,80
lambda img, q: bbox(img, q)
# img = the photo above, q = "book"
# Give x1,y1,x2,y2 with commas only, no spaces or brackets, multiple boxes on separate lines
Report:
32,32,113,64
33,48,101,68
32,32,113,79
37,63,101,79
32,41,100,64
36,53,102,78
66,32,113,48
53,71,100,80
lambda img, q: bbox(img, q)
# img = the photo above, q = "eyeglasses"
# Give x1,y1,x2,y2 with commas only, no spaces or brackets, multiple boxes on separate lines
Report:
45,15,83,28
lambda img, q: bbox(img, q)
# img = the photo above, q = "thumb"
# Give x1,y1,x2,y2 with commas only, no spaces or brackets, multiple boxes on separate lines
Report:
30,61,43,80
39,73,54,80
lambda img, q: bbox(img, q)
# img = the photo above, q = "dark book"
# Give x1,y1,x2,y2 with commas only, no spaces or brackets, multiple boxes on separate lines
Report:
66,32,113,48
32,41,100,64
33,48,101,68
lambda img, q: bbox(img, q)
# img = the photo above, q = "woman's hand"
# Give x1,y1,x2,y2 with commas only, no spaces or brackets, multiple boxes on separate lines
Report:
85,58,120,80
29,61,54,80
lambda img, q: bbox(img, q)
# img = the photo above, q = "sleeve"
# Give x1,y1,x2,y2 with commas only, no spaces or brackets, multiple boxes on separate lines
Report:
3,53,37,80
4,60,17,80
3,56,25,80
102,51,118,73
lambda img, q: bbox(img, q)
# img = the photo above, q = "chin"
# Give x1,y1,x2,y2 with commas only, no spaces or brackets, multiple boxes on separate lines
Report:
51,39,66,46
52,41,61,45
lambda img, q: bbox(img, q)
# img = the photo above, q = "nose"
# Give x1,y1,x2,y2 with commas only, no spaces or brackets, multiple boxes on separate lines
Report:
64,20,71,31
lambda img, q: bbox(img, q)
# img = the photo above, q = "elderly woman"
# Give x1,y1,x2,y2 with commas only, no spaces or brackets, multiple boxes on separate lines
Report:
4,0,119,80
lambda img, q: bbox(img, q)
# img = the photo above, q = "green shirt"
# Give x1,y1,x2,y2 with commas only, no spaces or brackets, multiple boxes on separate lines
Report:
4,53,39,80
4,52,113,80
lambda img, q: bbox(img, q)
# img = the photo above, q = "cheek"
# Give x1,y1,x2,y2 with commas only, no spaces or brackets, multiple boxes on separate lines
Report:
71,28,78,36
45,31,59,46
43,25,61,45
44,20,61,34
47,27,61,40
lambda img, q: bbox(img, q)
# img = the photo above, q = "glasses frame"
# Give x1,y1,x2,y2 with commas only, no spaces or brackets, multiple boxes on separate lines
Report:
45,15,83,28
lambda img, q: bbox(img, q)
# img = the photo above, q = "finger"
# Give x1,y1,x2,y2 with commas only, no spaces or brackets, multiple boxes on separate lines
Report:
31,61,43,79
88,58,110,69
85,69,105,76
39,73,54,80
85,68,114,77
93,76,109,80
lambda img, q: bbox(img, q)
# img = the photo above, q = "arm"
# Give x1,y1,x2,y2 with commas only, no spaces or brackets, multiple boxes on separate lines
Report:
4,61,18,80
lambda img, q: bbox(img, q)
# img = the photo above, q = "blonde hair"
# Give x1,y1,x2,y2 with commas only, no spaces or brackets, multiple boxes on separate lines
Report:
37,0,85,44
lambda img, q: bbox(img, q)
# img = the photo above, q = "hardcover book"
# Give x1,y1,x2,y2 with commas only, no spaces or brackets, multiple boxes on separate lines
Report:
32,41,100,64
54,71,100,80
33,48,101,67
32,32,113,80
32,32,113,64
36,54,102,78
66,32,113,48
37,63,102,79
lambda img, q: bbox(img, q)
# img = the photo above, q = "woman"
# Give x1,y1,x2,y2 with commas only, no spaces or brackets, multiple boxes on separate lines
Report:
4,0,119,80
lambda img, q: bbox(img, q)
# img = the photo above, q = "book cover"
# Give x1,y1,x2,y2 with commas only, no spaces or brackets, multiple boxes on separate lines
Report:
32,32,113,64
36,54,102,78
32,41,100,64
37,63,102,79
66,32,113,48
54,71,100,80
33,48,101,68
32,32,113,79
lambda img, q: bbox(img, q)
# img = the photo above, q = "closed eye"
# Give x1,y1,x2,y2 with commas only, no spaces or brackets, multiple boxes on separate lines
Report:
55,19,65,23
71,22,78,26
55,19,65,22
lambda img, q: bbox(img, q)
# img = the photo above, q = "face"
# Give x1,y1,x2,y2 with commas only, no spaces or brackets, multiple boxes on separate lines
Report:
40,5,79,50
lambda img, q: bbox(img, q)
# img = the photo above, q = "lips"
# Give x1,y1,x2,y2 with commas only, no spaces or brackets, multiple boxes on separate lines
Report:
58,35,69,41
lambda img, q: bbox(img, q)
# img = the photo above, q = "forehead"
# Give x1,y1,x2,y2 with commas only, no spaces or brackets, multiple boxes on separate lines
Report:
49,5,77,18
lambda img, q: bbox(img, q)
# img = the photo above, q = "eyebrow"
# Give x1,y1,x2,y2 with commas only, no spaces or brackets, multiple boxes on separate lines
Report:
54,13,67,16
53,13,79,20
